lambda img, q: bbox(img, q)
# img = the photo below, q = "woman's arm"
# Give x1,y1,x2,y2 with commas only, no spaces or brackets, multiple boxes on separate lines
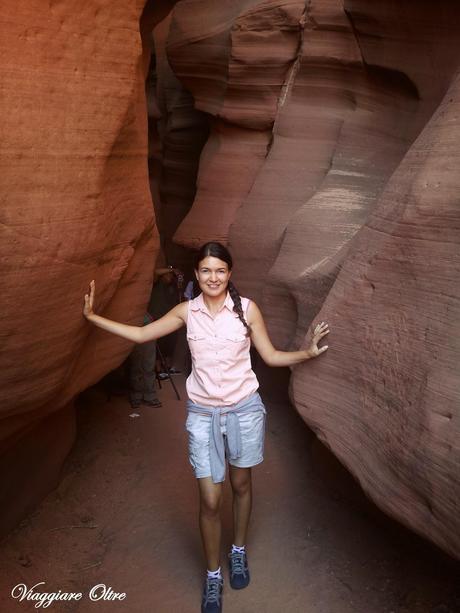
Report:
247,301,329,367
141,303,186,342
83,280,186,343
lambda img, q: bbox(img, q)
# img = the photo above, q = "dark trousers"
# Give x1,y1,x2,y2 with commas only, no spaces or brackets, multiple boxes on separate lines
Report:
128,340,158,403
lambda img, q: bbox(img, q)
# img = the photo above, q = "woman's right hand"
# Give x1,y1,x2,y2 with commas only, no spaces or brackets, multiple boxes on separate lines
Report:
83,280,96,319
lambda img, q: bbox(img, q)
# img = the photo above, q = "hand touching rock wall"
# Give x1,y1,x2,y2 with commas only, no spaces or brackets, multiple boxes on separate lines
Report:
292,69,460,559
0,0,160,534
164,0,460,557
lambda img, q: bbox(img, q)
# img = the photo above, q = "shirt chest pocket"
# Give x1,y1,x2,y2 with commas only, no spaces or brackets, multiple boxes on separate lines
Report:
187,330,248,360
221,332,248,358
186,333,207,358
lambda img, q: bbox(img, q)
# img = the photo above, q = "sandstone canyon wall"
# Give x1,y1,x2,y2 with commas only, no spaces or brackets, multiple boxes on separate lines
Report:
147,13,209,272
0,0,164,537
160,0,460,557
1,0,459,561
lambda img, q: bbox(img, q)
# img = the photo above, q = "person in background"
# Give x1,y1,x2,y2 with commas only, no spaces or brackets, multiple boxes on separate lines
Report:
128,261,180,408
128,312,161,409
149,264,183,377
184,279,194,301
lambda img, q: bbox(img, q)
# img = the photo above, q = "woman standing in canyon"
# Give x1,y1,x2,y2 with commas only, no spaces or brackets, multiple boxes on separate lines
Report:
83,241,329,613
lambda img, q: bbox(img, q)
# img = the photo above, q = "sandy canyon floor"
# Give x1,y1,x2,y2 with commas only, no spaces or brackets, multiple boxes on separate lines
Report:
0,376,459,613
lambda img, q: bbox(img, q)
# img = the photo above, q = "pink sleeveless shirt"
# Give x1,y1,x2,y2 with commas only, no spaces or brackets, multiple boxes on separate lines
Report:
186,291,259,407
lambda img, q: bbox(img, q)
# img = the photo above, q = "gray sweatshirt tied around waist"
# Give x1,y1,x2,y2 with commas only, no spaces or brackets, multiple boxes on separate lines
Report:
186,391,265,483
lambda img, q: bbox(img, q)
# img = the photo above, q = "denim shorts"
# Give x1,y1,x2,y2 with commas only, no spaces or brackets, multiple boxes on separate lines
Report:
185,396,267,480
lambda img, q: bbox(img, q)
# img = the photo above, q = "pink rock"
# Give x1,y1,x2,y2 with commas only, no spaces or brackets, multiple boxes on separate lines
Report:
167,0,304,247
148,12,209,268
163,0,460,557
292,69,460,559
2,0,459,560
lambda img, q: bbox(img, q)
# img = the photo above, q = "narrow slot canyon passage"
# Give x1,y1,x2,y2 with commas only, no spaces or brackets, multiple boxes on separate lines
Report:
1,1,460,612
0,374,458,613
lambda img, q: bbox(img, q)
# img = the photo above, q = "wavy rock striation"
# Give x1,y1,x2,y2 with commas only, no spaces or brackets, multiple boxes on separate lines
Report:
147,12,209,270
0,0,162,536
168,0,305,248
164,0,460,557
2,0,459,558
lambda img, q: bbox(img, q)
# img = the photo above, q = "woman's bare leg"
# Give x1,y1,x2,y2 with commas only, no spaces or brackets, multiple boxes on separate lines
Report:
197,477,224,570
229,466,252,546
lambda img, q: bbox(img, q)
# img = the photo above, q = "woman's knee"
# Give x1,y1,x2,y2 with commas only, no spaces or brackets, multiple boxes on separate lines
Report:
200,492,222,517
230,468,252,497
198,480,223,517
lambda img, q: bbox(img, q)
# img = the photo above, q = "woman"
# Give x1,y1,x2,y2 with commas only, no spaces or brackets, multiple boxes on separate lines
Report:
83,241,329,613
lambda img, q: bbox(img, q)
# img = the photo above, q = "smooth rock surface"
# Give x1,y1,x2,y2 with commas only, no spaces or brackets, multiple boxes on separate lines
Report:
163,0,460,557
168,0,304,248
0,0,159,535
2,0,459,561
292,68,460,559
148,12,209,270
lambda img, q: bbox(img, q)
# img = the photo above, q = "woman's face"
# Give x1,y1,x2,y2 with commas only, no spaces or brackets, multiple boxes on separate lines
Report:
195,256,232,297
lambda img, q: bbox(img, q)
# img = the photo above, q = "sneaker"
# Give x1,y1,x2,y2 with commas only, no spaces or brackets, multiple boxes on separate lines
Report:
201,576,223,613
143,399,162,408
228,549,250,589
158,368,182,379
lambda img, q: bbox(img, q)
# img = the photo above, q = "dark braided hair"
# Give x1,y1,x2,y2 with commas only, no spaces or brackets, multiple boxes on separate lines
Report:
193,242,251,336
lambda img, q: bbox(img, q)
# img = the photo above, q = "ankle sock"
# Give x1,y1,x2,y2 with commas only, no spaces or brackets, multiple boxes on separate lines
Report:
231,544,246,554
207,567,222,579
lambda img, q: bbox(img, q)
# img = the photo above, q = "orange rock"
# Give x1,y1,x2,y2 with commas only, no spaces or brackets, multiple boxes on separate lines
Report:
0,0,160,535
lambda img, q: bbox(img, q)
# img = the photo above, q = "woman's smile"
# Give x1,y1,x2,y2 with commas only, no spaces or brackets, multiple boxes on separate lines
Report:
195,255,232,297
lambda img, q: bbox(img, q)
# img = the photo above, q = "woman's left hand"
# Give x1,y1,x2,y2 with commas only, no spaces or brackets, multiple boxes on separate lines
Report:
307,321,330,357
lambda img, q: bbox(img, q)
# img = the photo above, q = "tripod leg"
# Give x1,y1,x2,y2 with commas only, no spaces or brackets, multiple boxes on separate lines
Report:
168,372,181,401
156,345,181,401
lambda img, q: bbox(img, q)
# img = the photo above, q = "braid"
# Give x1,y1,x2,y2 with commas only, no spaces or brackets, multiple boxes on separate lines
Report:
228,281,251,336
